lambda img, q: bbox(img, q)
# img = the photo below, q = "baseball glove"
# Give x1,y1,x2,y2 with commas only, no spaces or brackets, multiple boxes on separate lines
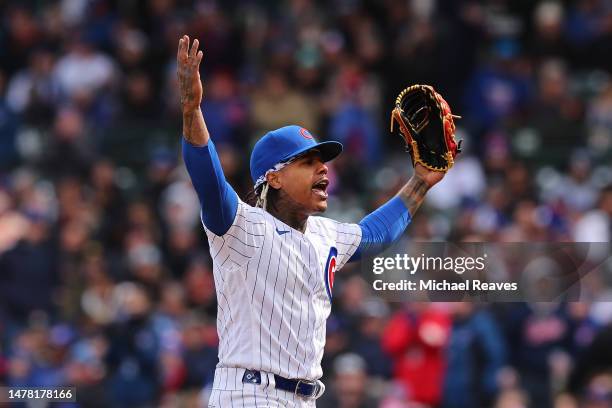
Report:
390,84,462,172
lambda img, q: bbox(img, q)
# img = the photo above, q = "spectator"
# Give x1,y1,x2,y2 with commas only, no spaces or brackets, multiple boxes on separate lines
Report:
504,303,576,408
381,303,451,406
6,48,60,124
200,71,248,148
0,213,58,323
528,1,570,62
251,70,319,137
180,315,218,390
573,185,612,241
586,83,612,159
318,353,377,408
105,283,161,407
351,297,392,379
42,107,95,178
53,35,116,102
442,303,507,408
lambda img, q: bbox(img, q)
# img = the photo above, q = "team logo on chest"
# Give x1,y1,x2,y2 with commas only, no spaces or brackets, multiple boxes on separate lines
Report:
324,247,338,300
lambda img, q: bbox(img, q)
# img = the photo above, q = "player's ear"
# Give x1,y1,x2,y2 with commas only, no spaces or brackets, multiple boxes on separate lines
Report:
267,172,282,189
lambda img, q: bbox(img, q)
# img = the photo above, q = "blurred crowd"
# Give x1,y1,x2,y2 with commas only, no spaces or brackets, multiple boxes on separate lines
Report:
1,0,612,407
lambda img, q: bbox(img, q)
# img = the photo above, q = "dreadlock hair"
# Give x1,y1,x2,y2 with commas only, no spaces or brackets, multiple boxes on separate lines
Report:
245,182,280,211
246,152,306,210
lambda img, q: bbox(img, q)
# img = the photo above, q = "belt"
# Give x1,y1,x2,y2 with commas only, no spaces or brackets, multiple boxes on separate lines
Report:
242,369,321,399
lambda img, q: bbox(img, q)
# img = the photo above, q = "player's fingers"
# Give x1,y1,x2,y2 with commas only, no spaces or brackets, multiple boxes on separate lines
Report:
177,37,184,60
196,50,203,68
189,38,199,59
178,35,189,62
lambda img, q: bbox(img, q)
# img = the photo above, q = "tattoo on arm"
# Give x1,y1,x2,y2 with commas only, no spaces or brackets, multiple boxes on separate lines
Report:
182,109,208,146
178,66,191,106
182,109,198,140
177,37,208,146
398,175,430,217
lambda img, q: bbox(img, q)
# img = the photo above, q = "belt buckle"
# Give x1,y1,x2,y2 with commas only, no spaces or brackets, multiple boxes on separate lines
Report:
294,379,319,398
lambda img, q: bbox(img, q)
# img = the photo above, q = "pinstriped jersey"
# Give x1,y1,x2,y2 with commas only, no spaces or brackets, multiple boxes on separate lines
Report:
202,199,362,381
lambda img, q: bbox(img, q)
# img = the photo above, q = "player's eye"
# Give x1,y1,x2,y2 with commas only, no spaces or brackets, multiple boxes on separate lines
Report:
296,155,314,166
302,153,322,166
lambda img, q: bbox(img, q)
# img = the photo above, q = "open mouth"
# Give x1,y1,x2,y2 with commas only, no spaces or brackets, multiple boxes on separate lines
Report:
312,178,329,198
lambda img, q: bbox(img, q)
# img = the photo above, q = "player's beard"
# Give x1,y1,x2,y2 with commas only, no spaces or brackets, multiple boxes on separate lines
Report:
281,186,327,214
266,187,326,231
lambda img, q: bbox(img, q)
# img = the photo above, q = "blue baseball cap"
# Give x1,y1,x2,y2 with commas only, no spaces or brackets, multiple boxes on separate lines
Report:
250,125,343,186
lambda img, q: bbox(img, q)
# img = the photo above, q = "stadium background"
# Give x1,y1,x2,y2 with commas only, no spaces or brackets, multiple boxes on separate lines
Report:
1,0,612,407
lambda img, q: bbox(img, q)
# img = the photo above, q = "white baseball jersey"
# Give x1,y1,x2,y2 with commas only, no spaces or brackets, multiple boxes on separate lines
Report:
201,199,362,381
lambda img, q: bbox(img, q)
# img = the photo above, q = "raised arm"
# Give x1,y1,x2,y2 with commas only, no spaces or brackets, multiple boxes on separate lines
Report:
177,35,238,236
350,164,443,261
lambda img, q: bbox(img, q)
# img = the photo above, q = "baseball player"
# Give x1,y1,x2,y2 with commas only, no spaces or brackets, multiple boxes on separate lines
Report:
177,35,454,407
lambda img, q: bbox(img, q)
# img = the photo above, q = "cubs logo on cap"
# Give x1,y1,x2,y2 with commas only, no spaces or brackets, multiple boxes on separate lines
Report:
299,127,313,139
324,247,338,300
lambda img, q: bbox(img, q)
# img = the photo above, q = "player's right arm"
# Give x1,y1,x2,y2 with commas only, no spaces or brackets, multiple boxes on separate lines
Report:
178,35,238,236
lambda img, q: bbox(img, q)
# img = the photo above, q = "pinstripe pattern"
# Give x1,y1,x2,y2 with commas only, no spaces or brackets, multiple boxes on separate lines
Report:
203,199,361,384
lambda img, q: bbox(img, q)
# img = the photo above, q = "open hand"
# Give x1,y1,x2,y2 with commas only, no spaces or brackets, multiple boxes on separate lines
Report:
177,35,203,113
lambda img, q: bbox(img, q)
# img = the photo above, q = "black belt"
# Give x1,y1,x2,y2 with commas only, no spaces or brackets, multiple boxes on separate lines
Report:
242,369,321,398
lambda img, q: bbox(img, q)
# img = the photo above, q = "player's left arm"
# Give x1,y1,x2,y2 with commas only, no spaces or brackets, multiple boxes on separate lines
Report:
349,163,444,261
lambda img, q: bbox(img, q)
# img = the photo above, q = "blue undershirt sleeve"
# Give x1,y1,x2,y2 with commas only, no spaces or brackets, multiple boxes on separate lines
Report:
349,196,411,261
182,137,238,236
